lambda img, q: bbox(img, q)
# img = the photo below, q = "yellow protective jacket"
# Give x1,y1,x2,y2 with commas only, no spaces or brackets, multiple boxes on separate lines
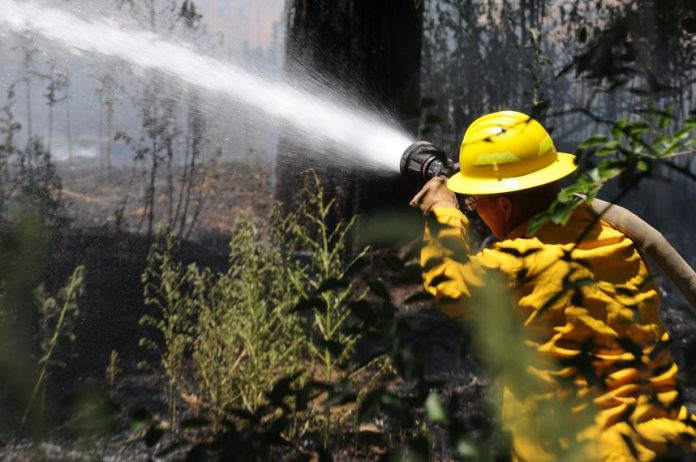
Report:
421,205,696,461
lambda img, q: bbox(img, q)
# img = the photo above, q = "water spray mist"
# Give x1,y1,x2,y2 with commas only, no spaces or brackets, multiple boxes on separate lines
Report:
0,0,462,187
0,0,412,172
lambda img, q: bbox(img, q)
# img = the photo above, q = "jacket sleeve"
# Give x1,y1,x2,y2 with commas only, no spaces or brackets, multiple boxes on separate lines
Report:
421,207,517,319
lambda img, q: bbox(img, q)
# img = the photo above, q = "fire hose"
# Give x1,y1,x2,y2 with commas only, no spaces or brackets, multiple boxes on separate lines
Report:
589,199,696,308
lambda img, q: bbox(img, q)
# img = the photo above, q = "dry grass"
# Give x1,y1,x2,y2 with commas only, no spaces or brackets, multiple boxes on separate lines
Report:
58,160,273,236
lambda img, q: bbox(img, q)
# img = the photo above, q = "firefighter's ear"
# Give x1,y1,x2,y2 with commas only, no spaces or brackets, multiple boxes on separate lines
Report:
497,196,513,221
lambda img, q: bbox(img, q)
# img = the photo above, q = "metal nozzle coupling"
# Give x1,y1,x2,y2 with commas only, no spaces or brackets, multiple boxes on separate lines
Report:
400,141,458,185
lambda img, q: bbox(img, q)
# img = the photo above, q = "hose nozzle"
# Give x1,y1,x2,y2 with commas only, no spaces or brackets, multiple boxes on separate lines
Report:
400,141,457,185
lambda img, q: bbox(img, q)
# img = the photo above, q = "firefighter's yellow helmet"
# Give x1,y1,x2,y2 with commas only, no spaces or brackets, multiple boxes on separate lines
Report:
447,111,577,195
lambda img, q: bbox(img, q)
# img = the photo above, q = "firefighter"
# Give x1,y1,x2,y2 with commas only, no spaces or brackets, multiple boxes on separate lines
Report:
411,111,696,461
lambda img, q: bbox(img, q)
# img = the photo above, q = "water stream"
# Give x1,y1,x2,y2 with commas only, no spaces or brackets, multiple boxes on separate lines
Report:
0,0,413,172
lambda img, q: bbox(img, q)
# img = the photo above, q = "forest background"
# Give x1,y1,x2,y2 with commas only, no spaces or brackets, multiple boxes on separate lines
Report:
0,0,695,460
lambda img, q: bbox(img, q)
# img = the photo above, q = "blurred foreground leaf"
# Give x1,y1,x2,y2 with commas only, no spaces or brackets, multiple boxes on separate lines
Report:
357,211,423,247
425,392,446,423
471,270,594,461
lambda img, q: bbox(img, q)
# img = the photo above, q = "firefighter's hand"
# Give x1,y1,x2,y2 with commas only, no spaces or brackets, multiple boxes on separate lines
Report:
409,176,459,215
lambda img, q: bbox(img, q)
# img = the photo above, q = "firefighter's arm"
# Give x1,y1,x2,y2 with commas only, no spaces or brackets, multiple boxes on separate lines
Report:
411,177,516,318
421,207,519,319
421,207,483,318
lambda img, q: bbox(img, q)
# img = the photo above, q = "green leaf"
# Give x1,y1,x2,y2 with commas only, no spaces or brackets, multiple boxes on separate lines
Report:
456,437,479,457
589,168,602,183
659,114,671,131
629,120,650,135
551,203,577,225
526,212,550,236
579,134,608,149
344,254,369,278
130,408,150,432
425,392,447,423
596,146,616,156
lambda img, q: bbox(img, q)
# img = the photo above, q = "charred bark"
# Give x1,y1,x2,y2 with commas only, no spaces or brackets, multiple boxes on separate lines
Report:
277,0,424,221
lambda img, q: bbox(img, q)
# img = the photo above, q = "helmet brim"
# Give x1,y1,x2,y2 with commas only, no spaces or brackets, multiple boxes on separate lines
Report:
446,152,578,195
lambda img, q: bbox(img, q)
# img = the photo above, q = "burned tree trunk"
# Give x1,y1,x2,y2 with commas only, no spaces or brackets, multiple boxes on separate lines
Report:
277,0,423,219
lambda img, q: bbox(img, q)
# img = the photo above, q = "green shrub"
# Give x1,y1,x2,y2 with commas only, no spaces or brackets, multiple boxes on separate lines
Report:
21,264,85,433
139,177,369,435
191,216,305,421
140,233,195,427
290,178,368,384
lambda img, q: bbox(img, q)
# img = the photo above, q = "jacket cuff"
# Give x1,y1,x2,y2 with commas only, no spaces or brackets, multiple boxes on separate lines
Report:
431,207,468,226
